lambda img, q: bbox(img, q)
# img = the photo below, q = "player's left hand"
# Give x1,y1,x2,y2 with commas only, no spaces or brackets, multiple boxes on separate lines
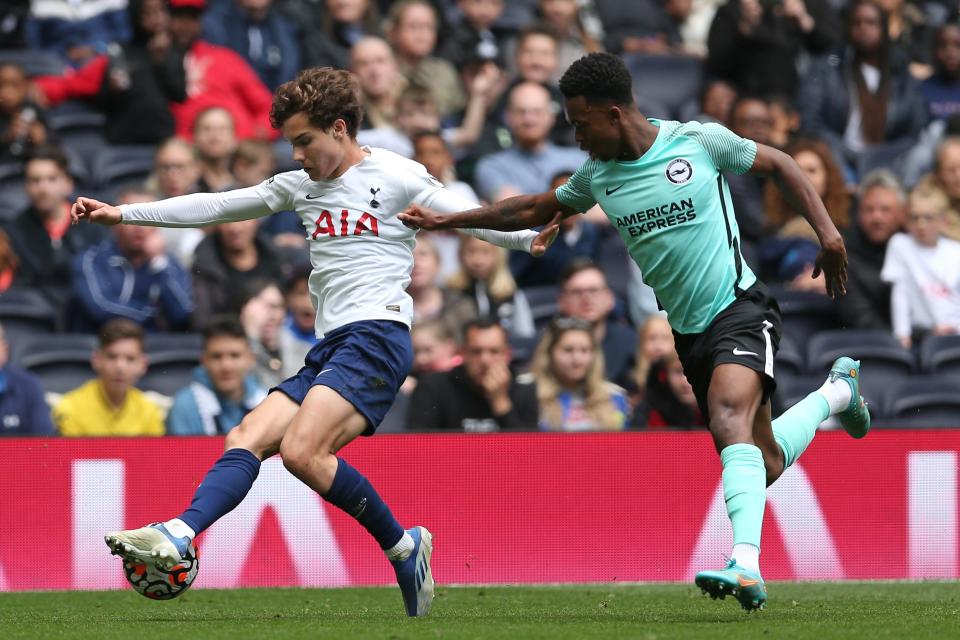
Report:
813,234,847,299
398,204,447,231
530,213,561,257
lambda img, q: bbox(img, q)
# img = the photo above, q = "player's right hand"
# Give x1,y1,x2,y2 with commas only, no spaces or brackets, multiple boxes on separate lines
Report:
398,204,446,231
72,197,122,226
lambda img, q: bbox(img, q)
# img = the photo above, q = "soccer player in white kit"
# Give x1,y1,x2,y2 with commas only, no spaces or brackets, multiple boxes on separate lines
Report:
75,68,557,617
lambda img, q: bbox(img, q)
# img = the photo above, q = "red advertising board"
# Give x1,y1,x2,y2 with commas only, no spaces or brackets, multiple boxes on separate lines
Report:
0,431,957,591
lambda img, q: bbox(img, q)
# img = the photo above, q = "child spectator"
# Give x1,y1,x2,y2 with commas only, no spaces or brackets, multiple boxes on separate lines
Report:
630,314,674,399
54,319,165,436
531,316,629,431
278,264,317,378
235,278,288,388
881,182,960,348
632,350,704,429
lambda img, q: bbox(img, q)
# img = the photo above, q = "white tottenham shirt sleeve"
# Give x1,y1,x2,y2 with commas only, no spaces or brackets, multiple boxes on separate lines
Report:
414,187,538,252
118,188,276,226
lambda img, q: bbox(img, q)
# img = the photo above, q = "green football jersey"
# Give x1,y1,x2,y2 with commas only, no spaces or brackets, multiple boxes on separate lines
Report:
555,119,759,334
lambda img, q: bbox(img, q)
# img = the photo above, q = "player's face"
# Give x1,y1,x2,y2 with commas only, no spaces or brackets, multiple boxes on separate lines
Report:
282,111,349,181
462,326,510,382
202,336,254,397
550,329,594,387
93,338,147,395
24,159,73,216
564,96,621,161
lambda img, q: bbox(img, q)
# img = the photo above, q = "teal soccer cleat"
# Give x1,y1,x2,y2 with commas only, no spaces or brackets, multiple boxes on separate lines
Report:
695,559,767,611
828,357,871,439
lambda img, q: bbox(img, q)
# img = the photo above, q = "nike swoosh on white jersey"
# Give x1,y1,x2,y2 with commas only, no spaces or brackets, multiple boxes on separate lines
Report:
732,347,759,357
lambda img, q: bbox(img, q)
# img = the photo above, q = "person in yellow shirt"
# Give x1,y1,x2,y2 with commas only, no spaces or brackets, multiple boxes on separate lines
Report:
54,318,165,436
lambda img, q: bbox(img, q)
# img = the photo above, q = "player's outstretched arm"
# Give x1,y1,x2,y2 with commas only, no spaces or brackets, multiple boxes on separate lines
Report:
750,144,848,299
73,188,275,228
399,191,576,234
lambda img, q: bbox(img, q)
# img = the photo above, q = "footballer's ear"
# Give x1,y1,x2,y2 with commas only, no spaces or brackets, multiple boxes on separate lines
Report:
608,104,624,124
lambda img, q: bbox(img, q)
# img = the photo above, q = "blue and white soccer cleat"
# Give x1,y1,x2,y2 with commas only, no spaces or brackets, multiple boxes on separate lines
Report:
695,559,767,611
105,523,192,571
392,526,435,617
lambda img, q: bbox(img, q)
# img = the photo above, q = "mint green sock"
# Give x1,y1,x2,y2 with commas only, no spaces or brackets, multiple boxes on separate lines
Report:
772,392,830,469
720,443,767,549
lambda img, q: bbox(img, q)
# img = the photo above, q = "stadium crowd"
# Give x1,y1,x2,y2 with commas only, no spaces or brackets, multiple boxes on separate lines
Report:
0,0,959,436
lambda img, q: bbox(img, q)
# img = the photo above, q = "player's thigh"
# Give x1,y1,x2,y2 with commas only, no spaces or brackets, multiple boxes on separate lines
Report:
279,384,368,462
225,390,300,459
706,363,765,451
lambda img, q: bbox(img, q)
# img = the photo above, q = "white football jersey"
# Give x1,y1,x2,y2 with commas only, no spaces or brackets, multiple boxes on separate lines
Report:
255,148,447,336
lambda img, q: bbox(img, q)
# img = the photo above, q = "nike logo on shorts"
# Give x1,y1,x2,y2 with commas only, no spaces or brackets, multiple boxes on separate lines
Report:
732,347,759,357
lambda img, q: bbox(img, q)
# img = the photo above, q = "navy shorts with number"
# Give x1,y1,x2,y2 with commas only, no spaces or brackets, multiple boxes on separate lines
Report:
271,320,413,434
672,282,782,424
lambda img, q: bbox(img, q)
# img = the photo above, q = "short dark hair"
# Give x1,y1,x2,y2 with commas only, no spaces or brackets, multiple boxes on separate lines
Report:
24,144,70,175
559,258,606,288
271,68,363,137
98,318,145,350
202,315,249,344
463,317,508,342
559,52,633,106
517,24,558,50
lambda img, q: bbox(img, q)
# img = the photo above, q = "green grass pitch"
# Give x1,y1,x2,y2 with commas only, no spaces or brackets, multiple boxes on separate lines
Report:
2,583,959,639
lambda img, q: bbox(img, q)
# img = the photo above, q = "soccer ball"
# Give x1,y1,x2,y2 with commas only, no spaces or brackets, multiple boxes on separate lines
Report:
123,539,200,600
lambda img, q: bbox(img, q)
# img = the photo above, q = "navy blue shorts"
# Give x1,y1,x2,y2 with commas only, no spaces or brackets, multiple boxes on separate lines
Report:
271,320,413,434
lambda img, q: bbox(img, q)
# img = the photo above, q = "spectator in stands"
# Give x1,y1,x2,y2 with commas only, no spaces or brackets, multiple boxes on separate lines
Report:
34,0,186,146
767,95,801,150
447,234,536,338
0,62,50,162
148,137,205,266
556,260,635,386
192,217,284,329
351,36,406,139
278,264,316,378
410,319,461,381
166,315,266,435
408,317,538,431
412,130,479,202
474,81,586,201
232,139,304,250
876,0,933,76
510,171,601,288
53,319,165,436
531,316,628,431
441,0,514,69
916,137,960,240
166,0,276,140
202,0,301,90
293,0,381,70
632,351,704,429
692,79,737,125
798,0,928,181
707,0,840,98
235,277,287,388
3,145,105,309
0,230,18,293
921,23,960,122
71,188,194,332
882,182,960,348
26,0,131,66
386,0,465,118
193,107,238,192
397,77,501,158
0,320,56,436
538,0,603,83
629,314,674,399
593,0,680,55
408,234,473,331
724,95,772,267
836,169,905,331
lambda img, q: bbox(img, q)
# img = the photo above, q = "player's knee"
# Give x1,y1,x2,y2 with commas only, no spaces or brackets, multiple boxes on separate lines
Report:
224,416,270,458
709,401,753,450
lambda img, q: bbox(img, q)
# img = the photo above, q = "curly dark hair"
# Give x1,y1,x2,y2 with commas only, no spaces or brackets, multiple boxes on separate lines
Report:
559,52,633,105
270,68,363,137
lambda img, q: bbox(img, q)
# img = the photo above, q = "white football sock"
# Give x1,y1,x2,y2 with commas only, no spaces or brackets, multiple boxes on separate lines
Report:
163,518,196,540
816,378,852,416
731,543,760,574
385,532,415,562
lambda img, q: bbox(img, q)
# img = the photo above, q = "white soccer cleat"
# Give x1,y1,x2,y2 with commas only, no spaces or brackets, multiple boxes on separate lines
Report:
104,523,190,570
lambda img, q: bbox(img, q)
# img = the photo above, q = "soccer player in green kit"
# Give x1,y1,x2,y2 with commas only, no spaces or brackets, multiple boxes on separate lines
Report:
399,53,870,612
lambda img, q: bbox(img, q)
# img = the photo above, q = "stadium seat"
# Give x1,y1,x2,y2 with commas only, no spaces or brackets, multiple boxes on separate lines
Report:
139,333,203,396
806,329,915,399
523,285,560,333
509,335,538,372
773,288,841,347
776,335,805,377
0,161,28,222
878,377,960,427
857,138,917,180
91,145,157,197
623,53,704,121
774,374,824,412
0,289,59,359
0,49,67,77
17,334,98,394
919,334,960,377
48,102,110,181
